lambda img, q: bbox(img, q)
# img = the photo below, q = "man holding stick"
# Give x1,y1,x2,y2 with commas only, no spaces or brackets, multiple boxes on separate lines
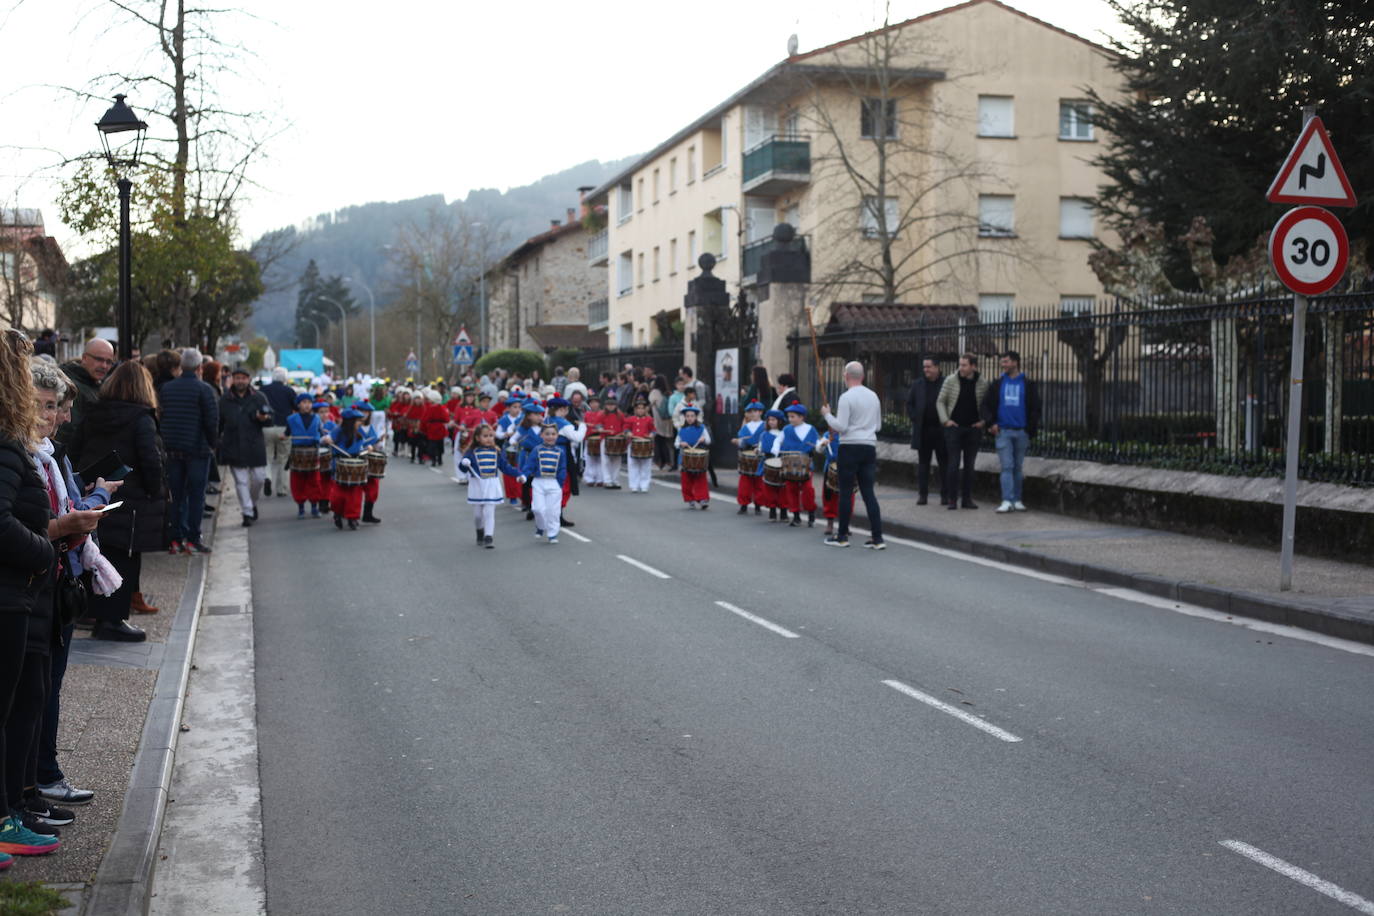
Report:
821,361,885,549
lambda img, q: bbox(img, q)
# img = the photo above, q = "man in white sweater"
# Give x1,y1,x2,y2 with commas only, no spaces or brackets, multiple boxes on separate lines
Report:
820,361,885,549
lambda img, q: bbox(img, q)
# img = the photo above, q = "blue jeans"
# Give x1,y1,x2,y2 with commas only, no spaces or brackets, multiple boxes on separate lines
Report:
995,428,1030,502
167,454,211,543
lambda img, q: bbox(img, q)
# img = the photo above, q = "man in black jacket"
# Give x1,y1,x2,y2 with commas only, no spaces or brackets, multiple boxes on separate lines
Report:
161,349,219,551
906,358,952,506
219,367,273,526
55,338,114,446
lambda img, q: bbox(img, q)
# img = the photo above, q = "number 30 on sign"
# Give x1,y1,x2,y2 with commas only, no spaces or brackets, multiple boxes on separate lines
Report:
1268,206,1349,296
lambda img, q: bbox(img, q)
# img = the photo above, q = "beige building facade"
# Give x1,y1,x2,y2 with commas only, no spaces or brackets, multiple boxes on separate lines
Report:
586,0,1122,355
1,208,65,338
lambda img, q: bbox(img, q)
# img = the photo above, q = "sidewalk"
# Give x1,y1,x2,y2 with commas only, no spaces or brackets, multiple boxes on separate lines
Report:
698,465,1374,645
4,492,218,910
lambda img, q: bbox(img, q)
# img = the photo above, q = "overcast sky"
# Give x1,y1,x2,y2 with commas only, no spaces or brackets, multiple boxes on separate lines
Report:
2,0,1127,257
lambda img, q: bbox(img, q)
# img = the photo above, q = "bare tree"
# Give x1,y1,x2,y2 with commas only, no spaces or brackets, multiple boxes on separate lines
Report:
796,13,1030,306
387,205,506,382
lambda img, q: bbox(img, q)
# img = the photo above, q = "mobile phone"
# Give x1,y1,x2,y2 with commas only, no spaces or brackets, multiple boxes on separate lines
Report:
79,451,132,483
95,500,125,513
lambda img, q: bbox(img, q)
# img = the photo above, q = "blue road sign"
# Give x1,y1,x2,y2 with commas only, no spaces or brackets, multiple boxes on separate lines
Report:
452,344,474,366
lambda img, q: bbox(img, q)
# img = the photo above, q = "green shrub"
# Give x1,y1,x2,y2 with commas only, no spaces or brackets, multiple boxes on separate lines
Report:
474,349,546,379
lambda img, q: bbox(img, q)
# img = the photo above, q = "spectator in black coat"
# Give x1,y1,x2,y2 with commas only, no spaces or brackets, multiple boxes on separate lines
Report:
160,349,219,553
55,338,115,447
0,328,60,850
906,358,952,506
219,367,272,526
68,361,166,642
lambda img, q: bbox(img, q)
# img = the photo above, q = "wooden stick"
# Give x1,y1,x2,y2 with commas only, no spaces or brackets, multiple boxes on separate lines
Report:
805,306,826,409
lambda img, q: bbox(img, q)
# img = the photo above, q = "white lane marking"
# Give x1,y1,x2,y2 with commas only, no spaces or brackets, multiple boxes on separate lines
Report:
714,601,800,639
882,679,1022,743
650,479,678,491
562,529,592,543
847,527,1374,659
617,554,671,579
1220,840,1374,914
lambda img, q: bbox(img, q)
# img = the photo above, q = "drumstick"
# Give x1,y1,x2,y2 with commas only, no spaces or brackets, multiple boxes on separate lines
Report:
805,306,826,410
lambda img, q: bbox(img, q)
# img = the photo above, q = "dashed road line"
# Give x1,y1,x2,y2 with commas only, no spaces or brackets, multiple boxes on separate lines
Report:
882,679,1023,743
1220,840,1374,914
617,554,671,579
563,529,592,543
714,601,800,638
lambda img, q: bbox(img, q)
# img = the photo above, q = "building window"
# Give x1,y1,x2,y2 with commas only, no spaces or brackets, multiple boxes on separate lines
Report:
652,168,660,203
617,251,633,296
978,195,1015,237
978,294,1014,323
652,245,661,281
636,177,645,211
781,109,801,139
669,237,678,274
669,157,678,192
617,322,633,348
1059,198,1094,239
1059,100,1094,141
860,196,899,238
1061,296,1095,315
687,230,697,266
617,182,633,224
860,97,897,139
637,252,645,286
687,146,696,183
978,95,1014,137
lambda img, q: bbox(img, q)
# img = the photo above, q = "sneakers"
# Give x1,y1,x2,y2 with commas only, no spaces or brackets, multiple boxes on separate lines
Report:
0,815,60,855
188,541,212,554
476,528,485,545
996,500,1014,513
297,506,306,519
824,536,850,547
483,536,494,549
534,529,544,538
1013,501,1027,511
699,502,709,510
37,779,94,806
864,539,886,550
23,797,74,827
263,479,271,496
168,538,183,555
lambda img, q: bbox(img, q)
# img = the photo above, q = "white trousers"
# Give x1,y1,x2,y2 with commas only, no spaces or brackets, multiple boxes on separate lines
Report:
627,457,652,492
265,427,288,492
530,478,562,539
601,452,622,486
471,503,495,536
583,450,602,484
230,465,267,515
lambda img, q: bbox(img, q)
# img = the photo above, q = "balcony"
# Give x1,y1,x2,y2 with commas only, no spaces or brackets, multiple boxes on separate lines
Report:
587,297,609,330
742,135,810,196
587,229,609,266
742,234,809,284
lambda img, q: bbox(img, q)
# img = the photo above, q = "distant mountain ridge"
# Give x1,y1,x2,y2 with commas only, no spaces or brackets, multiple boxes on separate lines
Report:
246,156,635,341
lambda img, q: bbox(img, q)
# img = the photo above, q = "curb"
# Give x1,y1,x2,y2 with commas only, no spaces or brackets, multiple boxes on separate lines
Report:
701,476,1374,647
83,498,217,915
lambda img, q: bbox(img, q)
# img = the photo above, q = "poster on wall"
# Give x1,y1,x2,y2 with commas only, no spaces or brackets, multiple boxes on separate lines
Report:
714,348,739,415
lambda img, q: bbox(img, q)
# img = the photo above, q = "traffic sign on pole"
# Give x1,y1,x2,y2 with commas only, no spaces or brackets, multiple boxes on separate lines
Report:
1265,116,1357,208
1268,206,1349,296
454,326,472,346
452,344,474,366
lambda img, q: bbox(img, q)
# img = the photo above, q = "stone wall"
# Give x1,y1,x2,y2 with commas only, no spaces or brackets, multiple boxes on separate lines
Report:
513,227,605,351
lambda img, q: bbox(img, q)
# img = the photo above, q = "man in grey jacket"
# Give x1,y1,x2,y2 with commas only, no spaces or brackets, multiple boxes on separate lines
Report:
937,353,990,510
821,361,885,549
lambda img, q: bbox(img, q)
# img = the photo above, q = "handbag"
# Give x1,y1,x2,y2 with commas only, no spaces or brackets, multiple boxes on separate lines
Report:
56,571,89,628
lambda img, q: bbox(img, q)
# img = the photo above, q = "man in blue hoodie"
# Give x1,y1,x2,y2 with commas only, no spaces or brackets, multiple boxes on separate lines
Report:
982,350,1041,514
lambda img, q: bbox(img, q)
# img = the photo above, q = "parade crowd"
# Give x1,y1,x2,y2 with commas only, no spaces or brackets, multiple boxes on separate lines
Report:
0,326,1039,873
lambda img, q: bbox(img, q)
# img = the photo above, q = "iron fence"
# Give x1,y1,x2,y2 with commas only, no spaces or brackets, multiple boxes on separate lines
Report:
575,345,685,384
786,291,1374,486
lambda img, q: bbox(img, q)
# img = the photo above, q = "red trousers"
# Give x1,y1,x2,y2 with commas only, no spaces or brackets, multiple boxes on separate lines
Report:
290,470,320,504
822,486,855,520
503,472,522,501
738,474,770,506
782,477,816,513
318,472,332,511
331,481,364,520
364,476,380,504
561,474,571,508
680,471,710,503
759,481,783,508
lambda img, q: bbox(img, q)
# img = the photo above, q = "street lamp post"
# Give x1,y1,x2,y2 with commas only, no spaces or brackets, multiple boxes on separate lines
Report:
303,318,325,349
95,94,148,361
344,277,377,376
311,295,349,378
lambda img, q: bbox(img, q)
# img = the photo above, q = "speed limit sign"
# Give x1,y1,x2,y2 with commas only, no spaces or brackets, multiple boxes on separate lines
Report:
1268,206,1349,296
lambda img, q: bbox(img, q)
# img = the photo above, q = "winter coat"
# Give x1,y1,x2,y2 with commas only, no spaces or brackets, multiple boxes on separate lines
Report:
906,375,945,450
936,372,991,427
0,434,56,616
68,400,167,554
55,360,101,447
159,374,220,457
218,388,272,467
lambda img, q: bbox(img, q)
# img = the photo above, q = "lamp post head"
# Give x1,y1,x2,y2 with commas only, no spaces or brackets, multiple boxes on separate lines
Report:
96,94,148,169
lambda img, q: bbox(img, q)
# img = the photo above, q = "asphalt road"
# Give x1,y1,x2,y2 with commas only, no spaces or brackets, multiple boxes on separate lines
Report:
252,460,1374,915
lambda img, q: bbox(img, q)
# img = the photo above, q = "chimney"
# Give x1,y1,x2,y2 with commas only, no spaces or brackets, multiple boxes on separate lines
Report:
567,207,577,226
551,220,561,228
577,185,594,219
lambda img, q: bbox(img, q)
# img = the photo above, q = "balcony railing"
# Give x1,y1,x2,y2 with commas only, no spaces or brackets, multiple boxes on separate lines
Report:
742,234,808,282
587,297,609,328
587,229,609,265
742,135,810,196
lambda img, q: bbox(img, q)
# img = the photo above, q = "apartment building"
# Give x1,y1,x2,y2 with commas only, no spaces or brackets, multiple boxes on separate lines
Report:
485,207,608,354
585,0,1121,350
1,208,66,338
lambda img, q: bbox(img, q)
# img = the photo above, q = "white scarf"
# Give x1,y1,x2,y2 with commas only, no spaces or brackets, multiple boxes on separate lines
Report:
35,438,122,597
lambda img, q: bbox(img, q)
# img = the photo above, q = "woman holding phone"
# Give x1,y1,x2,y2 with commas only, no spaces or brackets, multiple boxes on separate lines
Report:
67,361,166,642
